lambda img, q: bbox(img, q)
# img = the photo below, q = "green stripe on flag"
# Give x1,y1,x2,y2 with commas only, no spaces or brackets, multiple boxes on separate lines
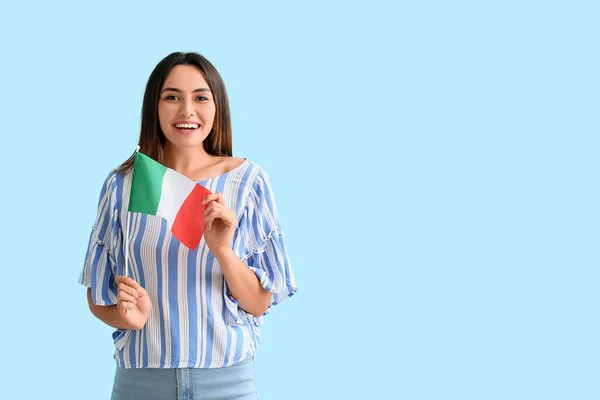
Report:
128,152,167,215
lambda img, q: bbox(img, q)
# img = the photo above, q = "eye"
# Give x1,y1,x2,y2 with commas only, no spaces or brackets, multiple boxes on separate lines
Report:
165,95,178,101
196,95,209,101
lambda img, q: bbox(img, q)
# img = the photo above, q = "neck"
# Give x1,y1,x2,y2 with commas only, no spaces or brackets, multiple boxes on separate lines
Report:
162,144,216,172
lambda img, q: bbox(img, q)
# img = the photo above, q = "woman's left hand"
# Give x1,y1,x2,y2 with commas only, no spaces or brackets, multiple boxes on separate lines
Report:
202,192,237,256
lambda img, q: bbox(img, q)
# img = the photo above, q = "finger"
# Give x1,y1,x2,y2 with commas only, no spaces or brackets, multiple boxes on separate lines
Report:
118,283,139,298
205,215,214,231
202,192,225,206
205,210,235,228
137,287,148,298
119,300,136,316
205,210,224,225
118,291,137,304
204,207,221,220
214,192,225,205
115,276,140,290
203,202,220,217
201,193,217,205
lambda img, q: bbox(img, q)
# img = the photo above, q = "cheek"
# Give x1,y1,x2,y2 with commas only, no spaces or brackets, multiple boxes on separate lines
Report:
206,104,217,122
158,104,171,130
200,104,217,128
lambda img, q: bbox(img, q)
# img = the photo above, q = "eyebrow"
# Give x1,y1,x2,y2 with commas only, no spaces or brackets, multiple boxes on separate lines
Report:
161,87,211,94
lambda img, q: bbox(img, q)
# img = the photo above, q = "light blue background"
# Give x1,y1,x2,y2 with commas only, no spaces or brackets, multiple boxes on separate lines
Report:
0,1,597,399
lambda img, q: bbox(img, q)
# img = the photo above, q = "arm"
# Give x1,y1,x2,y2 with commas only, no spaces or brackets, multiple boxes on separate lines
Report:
87,275,152,330
203,192,271,318
203,169,296,319
213,248,271,317
87,288,131,329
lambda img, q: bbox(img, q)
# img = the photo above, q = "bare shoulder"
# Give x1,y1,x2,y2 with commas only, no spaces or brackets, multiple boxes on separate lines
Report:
227,156,247,168
215,156,248,177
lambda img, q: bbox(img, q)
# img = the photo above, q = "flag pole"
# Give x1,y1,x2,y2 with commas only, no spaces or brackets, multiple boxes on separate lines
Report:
125,145,141,279
125,213,130,278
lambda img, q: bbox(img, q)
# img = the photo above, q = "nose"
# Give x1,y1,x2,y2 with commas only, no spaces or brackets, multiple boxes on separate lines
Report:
179,99,194,117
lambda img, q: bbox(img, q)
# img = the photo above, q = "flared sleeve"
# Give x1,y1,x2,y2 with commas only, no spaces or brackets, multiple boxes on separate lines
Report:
78,171,122,306
225,167,297,326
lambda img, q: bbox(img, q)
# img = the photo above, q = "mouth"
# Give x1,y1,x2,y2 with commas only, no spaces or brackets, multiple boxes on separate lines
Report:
173,122,200,135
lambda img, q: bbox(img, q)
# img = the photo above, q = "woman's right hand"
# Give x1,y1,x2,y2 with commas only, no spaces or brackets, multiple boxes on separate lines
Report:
115,275,152,330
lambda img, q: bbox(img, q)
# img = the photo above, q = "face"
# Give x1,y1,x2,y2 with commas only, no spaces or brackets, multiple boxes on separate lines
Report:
158,64,216,150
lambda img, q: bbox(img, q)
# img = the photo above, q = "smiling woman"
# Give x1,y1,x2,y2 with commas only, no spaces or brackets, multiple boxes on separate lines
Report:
118,53,233,175
158,66,216,150
77,52,297,400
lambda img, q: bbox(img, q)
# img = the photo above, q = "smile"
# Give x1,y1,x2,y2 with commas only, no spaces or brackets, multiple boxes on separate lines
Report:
174,122,200,135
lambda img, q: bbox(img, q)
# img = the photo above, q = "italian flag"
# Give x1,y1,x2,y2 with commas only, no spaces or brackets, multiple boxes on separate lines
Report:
128,152,212,250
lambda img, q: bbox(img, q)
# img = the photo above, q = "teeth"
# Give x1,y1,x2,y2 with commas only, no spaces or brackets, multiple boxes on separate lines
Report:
175,123,199,129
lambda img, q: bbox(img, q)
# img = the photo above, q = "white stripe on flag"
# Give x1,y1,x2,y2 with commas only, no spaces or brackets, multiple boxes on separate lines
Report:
156,169,198,229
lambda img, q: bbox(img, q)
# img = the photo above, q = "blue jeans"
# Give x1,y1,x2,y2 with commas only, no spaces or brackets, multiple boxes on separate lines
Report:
110,357,258,400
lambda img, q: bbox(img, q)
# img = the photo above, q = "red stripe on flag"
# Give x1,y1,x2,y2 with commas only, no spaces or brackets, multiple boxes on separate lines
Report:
171,184,212,250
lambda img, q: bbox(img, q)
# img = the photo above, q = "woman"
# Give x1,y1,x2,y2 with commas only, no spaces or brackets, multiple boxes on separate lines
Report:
78,52,297,399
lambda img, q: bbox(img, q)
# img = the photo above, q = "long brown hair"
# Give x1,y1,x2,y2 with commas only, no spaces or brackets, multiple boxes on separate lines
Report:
117,52,232,174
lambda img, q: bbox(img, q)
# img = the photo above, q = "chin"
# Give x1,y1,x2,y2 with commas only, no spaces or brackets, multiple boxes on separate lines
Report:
165,133,209,149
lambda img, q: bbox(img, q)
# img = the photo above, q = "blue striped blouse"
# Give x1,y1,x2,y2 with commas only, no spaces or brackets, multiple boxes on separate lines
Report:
78,160,297,368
